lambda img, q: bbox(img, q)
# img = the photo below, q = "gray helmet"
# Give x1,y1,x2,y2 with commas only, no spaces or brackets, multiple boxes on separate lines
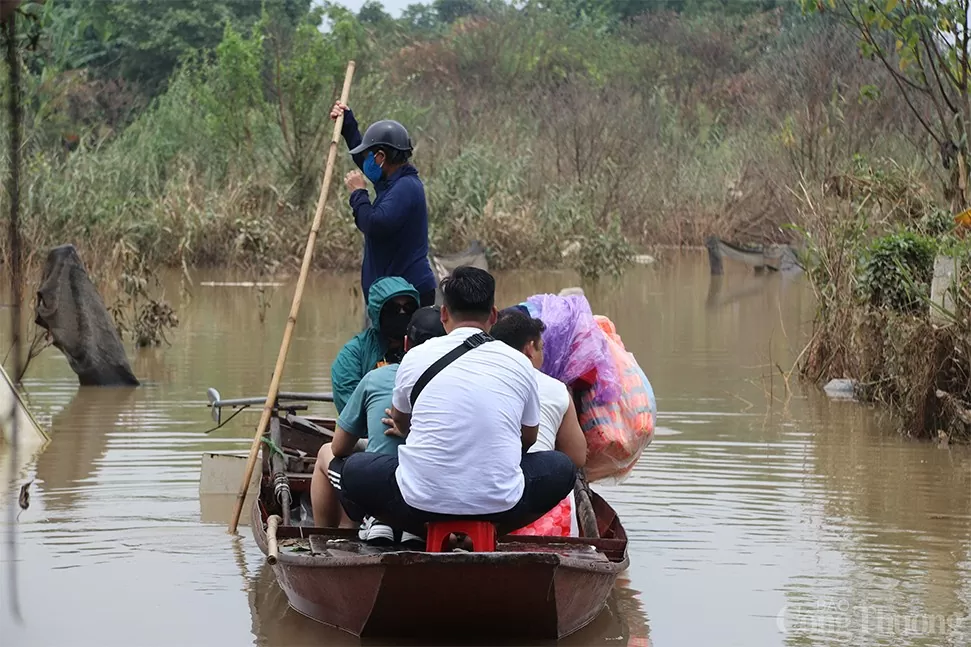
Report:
349,119,413,155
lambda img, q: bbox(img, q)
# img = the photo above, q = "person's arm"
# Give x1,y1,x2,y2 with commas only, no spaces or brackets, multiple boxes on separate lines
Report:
520,369,541,451
332,375,370,457
388,406,411,438
555,397,587,468
331,102,366,170
330,340,363,415
521,423,538,450
331,426,362,458
350,180,414,237
389,357,416,438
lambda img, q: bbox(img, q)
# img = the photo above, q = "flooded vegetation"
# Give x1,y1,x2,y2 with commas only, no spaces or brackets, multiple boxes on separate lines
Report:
797,164,971,444
3,0,971,644
3,256,969,646
0,0,960,281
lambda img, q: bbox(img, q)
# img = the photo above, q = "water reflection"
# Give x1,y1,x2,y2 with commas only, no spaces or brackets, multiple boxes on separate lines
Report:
780,391,971,646
35,386,137,511
244,561,651,647
705,271,804,310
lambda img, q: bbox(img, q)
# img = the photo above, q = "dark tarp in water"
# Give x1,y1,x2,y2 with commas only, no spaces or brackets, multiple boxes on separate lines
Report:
34,244,139,386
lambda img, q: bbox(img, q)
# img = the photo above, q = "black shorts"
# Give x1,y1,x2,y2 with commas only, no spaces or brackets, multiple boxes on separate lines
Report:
328,450,577,537
326,453,396,523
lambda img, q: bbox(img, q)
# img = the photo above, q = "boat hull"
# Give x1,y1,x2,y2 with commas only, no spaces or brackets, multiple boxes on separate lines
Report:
251,500,625,640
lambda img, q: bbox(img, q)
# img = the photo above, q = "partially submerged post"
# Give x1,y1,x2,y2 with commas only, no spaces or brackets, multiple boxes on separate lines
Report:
430,240,489,280
930,254,960,324
706,236,724,276
705,275,724,307
429,240,489,305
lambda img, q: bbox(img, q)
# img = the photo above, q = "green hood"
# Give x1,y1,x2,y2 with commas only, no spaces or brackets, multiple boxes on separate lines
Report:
331,276,420,414
367,276,420,334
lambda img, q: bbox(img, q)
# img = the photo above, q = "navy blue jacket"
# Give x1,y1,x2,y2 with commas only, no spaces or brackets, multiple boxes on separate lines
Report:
341,110,437,299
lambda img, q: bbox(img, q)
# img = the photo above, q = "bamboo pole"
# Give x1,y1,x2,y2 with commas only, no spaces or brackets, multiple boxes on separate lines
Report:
228,60,356,533
5,6,25,623
266,515,282,565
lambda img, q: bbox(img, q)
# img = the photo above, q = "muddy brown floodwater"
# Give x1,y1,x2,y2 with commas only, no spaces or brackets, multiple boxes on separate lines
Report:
2,253,970,647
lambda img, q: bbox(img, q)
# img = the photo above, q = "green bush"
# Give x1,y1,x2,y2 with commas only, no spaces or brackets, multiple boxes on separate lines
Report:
858,231,937,314
916,208,955,238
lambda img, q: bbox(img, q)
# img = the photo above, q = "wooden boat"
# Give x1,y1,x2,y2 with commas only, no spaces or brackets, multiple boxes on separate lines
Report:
705,235,802,275
212,392,630,641
0,362,50,450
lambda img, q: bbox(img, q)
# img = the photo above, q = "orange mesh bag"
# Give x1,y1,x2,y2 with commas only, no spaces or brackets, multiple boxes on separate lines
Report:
578,316,656,483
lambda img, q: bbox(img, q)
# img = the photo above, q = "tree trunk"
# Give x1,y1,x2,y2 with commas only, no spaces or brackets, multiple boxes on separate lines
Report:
949,150,969,212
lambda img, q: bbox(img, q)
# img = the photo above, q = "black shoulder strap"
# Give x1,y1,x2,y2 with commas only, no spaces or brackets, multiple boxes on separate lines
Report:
409,332,493,409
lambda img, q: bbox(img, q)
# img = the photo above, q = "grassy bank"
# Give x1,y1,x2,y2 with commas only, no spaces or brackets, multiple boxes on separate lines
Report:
0,1,942,282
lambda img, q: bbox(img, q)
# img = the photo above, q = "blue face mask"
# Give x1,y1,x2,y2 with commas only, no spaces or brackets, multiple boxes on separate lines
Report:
363,152,383,184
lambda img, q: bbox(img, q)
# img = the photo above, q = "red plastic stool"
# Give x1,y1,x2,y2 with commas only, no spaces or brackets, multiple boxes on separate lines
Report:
425,521,497,552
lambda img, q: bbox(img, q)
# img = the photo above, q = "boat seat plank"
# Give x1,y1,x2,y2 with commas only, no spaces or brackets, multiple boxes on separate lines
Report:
310,536,413,556
274,526,625,561
500,541,610,562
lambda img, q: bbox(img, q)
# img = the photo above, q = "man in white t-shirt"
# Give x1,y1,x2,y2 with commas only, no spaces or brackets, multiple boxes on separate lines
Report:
490,308,587,467
491,308,586,536
329,266,577,537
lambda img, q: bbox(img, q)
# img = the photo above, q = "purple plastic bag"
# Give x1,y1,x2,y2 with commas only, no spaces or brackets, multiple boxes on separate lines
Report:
524,294,620,405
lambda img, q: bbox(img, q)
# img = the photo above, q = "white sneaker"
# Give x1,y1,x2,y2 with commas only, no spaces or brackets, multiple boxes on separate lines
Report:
358,516,394,545
400,530,425,548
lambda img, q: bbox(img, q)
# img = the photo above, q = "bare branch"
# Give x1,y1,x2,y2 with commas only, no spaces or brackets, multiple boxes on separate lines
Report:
842,0,944,145
921,28,960,114
914,0,964,90
963,0,970,91
915,27,959,139
963,0,971,149
908,23,957,138
893,118,949,186
857,5,931,92
14,328,51,382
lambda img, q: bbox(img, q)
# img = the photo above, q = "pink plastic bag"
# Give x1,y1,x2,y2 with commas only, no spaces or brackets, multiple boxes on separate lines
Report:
509,492,577,537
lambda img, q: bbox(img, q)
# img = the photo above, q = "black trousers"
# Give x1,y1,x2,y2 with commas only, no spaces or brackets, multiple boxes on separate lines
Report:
330,450,577,537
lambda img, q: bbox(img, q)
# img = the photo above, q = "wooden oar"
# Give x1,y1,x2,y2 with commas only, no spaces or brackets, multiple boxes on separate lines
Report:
228,60,356,534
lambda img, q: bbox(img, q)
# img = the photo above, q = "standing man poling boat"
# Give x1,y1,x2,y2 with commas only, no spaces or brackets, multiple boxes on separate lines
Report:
330,102,437,310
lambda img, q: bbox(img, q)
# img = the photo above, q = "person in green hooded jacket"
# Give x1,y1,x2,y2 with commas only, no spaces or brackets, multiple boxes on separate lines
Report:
331,276,420,414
